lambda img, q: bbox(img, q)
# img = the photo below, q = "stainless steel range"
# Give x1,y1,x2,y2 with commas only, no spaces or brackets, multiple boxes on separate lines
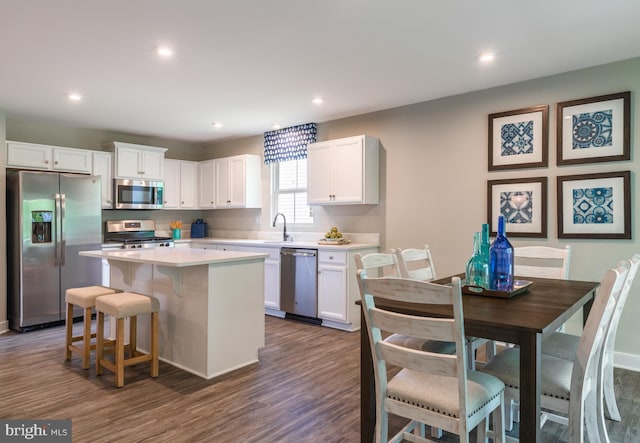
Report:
104,220,174,249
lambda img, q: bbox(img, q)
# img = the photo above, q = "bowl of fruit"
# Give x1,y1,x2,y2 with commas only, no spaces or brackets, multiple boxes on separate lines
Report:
319,227,350,244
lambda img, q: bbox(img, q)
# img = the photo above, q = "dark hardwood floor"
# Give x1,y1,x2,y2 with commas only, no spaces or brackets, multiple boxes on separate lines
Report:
0,316,638,442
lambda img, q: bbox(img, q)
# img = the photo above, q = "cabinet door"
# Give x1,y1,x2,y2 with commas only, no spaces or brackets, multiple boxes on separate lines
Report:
92,152,113,208
198,160,216,208
317,263,348,322
141,149,164,179
332,137,364,203
7,142,52,170
307,141,334,204
53,147,92,173
179,161,198,208
264,259,281,310
163,159,180,209
215,158,231,207
228,156,246,207
115,146,142,178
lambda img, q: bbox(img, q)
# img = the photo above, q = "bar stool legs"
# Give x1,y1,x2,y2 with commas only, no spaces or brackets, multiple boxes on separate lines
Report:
64,286,120,369
95,292,160,388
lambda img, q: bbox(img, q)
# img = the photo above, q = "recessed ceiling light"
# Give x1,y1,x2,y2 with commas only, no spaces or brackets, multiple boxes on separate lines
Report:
67,93,82,102
312,97,323,105
212,122,224,129
272,124,281,130
156,46,174,58
478,52,495,63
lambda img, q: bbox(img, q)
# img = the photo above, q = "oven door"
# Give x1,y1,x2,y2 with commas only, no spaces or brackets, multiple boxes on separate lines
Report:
113,179,164,209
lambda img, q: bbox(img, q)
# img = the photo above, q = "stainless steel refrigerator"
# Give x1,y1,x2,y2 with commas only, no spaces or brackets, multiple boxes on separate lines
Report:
7,170,102,331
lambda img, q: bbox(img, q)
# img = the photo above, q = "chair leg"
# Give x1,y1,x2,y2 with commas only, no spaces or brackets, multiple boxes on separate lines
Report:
116,318,125,388
82,306,92,369
150,312,159,378
129,315,138,358
603,358,622,421
494,394,505,443
65,303,74,361
96,312,105,376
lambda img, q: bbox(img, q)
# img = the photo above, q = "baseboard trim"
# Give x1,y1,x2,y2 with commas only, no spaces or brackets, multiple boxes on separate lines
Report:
614,351,640,372
0,320,9,335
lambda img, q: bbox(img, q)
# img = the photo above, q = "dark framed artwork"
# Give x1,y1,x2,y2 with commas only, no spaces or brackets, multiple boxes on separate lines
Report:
487,177,548,238
488,105,549,171
557,171,631,239
556,91,630,165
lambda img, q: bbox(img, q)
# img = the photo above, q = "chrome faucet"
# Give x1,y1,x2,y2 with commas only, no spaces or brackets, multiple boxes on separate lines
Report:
272,212,289,242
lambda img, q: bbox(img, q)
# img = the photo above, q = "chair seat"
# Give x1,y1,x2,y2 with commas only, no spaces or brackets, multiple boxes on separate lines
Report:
96,292,160,318
542,331,580,361
388,368,505,419
481,348,573,401
66,285,118,308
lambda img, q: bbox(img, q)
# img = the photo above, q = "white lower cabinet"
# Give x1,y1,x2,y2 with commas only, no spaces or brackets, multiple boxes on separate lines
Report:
317,247,378,331
227,245,281,314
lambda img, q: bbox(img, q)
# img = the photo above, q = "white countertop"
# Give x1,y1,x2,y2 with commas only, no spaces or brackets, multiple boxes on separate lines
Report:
80,248,268,267
178,238,379,251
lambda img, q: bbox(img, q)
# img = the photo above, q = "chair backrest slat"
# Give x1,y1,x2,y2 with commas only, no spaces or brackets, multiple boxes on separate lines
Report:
395,245,437,281
354,252,400,278
513,245,572,280
379,340,459,377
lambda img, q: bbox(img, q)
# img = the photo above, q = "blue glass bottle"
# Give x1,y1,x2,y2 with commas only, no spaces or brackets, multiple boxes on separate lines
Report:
489,215,514,291
466,232,489,288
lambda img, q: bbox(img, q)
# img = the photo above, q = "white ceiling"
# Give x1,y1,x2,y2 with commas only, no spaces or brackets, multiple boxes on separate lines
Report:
2,1,640,144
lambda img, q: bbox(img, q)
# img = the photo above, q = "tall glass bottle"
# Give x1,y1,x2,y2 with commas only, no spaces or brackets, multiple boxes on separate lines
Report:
489,215,514,291
481,223,491,265
465,232,489,288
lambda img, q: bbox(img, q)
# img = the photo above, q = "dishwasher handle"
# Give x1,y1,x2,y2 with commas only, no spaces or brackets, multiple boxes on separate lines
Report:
281,250,317,257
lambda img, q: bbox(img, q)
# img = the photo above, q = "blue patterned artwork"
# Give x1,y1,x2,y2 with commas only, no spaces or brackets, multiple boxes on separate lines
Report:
500,120,534,156
572,110,613,150
572,186,614,224
500,191,533,224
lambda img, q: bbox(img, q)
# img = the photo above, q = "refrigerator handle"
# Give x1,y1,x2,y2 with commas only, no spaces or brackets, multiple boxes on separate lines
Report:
55,193,62,266
60,193,66,266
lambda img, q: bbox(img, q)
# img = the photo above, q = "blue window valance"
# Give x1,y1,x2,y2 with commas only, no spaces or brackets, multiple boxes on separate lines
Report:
263,123,317,164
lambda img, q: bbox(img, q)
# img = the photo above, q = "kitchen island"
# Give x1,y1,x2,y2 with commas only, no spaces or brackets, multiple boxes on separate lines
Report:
79,248,268,379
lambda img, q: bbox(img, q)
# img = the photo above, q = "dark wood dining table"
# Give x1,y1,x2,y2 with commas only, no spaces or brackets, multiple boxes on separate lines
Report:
359,274,600,443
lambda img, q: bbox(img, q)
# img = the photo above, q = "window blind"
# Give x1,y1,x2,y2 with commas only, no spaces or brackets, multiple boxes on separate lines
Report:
263,123,317,164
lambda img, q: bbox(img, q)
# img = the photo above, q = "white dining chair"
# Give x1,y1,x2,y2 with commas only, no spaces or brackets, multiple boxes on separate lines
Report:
357,272,506,443
541,253,640,423
480,260,630,441
394,246,494,372
394,245,437,281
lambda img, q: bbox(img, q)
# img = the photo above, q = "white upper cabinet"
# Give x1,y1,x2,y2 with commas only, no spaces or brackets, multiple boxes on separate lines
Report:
214,154,261,208
307,135,379,205
198,159,216,208
92,151,113,208
7,141,92,174
163,159,198,209
106,141,167,179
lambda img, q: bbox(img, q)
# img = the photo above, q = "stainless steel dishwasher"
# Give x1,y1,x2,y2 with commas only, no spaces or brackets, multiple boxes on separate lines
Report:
280,247,321,324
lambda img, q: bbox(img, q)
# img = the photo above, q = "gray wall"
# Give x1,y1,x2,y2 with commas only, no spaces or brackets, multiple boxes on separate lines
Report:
203,57,640,366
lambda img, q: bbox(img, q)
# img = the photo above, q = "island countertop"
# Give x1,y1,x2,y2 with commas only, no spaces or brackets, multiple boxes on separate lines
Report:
80,248,268,267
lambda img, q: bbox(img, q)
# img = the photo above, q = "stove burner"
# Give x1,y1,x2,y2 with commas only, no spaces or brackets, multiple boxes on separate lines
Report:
104,220,175,249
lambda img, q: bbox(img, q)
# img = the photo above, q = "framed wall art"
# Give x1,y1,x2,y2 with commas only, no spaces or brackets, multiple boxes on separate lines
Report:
557,171,631,239
556,91,630,165
488,105,549,171
487,177,548,238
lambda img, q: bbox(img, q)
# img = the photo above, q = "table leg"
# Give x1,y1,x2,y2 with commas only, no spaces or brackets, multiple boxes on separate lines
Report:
518,332,542,442
361,308,375,443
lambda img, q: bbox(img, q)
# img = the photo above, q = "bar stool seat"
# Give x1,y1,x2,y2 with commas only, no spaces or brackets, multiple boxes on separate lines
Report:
95,292,160,388
65,285,121,369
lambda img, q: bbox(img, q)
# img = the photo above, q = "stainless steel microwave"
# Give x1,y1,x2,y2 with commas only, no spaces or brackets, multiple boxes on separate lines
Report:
113,178,164,210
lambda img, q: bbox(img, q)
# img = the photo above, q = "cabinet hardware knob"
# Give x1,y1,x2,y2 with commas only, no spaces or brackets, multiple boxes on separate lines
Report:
44,160,49,164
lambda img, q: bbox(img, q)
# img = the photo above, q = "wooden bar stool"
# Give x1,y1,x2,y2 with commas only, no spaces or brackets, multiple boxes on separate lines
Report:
65,285,121,369
95,292,160,388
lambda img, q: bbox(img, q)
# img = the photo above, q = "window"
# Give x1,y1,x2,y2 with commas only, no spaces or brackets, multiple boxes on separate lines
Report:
272,159,313,224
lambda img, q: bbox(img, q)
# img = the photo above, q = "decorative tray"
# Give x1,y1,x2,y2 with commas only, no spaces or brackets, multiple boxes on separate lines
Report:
462,280,533,299
317,238,351,245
